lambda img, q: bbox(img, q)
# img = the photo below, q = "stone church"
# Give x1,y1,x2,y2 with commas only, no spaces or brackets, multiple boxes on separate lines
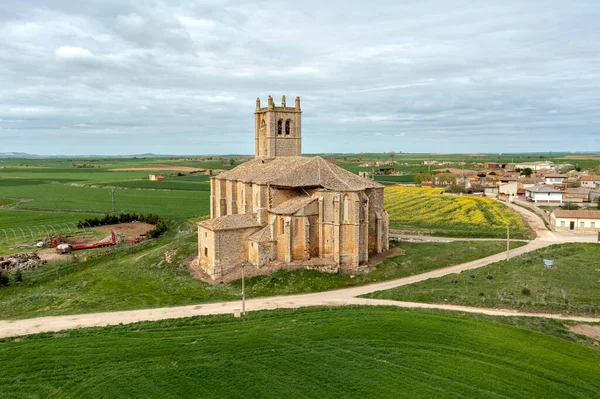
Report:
198,95,389,279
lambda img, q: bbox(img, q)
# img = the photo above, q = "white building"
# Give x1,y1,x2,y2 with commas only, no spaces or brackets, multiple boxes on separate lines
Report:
514,161,555,172
580,175,600,189
551,210,600,232
498,181,520,197
525,185,563,204
544,174,566,185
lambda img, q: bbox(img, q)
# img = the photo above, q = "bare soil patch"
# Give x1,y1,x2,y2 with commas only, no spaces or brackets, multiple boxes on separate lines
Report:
569,324,600,340
37,249,64,262
96,222,154,240
109,167,202,172
434,168,479,175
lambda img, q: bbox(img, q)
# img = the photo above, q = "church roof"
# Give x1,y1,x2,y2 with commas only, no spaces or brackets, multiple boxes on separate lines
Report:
198,214,261,231
215,156,382,191
270,196,316,215
248,225,275,242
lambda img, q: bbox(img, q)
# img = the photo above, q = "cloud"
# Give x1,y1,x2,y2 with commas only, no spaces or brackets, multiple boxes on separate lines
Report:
55,46,94,60
0,1,598,155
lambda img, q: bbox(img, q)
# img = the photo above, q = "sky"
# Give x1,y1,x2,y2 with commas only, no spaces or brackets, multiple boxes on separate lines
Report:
0,0,599,155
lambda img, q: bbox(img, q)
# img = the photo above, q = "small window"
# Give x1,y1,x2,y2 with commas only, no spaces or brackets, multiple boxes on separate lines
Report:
204,247,208,257
277,120,282,135
560,221,565,227
579,221,585,227
591,222,596,228
204,232,207,238
285,120,290,135
281,218,285,235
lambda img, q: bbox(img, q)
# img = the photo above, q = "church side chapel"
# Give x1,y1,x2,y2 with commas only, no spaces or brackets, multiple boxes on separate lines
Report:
198,95,389,279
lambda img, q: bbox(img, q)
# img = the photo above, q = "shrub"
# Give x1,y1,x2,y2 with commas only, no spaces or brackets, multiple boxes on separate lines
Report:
445,184,468,194
521,287,531,296
0,272,9,287
78,213,169,238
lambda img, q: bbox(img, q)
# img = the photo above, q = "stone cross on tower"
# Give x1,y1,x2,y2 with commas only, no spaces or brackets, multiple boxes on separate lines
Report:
254,95,302,158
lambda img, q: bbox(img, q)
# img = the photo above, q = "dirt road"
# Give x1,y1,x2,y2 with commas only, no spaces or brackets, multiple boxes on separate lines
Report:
1,201,597,338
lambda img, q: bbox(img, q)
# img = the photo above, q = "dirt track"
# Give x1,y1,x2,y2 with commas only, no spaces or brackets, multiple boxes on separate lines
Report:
0,200,598,338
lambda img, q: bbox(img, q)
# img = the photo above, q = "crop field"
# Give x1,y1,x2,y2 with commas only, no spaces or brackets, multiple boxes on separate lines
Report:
99,177,211,191
0,307,599,398
0,181,209,219
0,239,521,319
365,243,600,316
384,186,530,238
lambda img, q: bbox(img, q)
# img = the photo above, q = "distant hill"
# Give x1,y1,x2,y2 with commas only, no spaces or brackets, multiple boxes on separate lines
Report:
0,152,45,159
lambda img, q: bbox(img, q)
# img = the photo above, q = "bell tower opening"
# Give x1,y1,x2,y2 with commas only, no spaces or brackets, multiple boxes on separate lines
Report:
255,95,302,158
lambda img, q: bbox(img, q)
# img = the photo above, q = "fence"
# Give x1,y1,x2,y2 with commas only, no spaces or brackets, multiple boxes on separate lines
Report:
0,222,93,244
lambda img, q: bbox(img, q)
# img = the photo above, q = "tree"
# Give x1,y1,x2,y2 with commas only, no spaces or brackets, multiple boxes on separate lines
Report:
596,197,600,210
414,172,433,184
445,184,467,194
435,173,457,185
520,167,533,177
488,171,496,175
469,184,485,193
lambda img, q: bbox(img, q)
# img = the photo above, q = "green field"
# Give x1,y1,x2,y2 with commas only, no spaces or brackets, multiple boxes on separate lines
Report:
0,209,101,229
365,243,600,316
1,307,599,398
0,239,522,319
0,181,209,219
99,178,211,191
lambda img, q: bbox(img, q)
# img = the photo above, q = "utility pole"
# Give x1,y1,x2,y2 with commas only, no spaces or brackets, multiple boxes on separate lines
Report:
241,263,246,316
111,188,115,212
506,224,510,261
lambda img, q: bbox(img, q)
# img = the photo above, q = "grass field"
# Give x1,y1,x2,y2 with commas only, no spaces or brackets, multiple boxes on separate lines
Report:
365,243,600,316
0,238,521,319
0,209,101,229
384,186,530,238
0,181,209,219
0,307,599,398
98,177,211,191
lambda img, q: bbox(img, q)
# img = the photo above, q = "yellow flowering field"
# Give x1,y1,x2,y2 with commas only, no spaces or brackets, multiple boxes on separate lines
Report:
384,186,530,238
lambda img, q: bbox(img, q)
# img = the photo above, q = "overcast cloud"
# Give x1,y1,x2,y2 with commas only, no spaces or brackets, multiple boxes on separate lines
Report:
0,0,599,155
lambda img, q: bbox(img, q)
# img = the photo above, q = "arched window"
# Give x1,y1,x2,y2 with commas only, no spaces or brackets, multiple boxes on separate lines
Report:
260,118,266,128
285,120,290,135
277,120,282,135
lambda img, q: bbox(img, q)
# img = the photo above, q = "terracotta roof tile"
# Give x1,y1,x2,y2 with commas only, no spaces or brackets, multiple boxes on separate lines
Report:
581,175,600,181
248,226,275,242
198,214,261,231
270,196,316,215
215,156,382,191
553,210,600,219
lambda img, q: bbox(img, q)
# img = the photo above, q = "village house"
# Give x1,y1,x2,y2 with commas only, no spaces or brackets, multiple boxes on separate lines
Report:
197,96,390,279
563,187,592,203
544,174,566,185
149,174,167,181
525,185,563,204
551,210,600,232
580,175,600,189
513,161,555,171
498,181,521,198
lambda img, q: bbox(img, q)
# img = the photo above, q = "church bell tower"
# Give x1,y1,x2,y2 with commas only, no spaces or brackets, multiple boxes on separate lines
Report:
254,95,302,158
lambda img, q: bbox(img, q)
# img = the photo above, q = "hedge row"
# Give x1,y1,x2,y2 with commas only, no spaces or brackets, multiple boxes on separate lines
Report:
78,213,168,238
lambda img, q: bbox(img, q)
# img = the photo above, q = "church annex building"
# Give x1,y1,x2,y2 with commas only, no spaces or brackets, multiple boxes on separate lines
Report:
198,96,389,279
